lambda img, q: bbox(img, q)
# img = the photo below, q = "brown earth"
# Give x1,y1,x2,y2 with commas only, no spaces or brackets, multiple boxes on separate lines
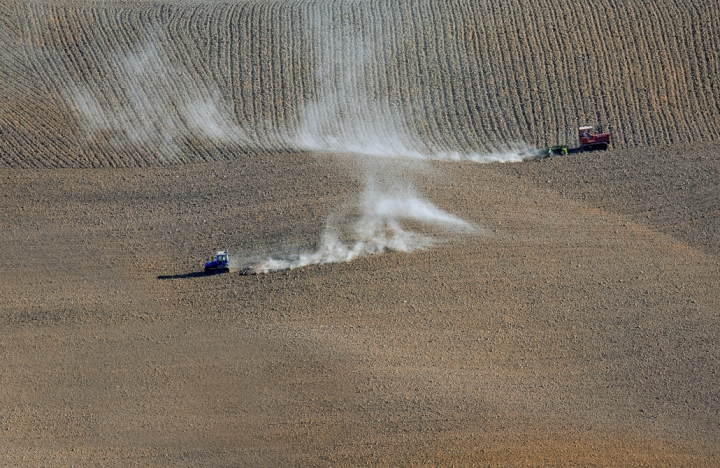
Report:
2,144,719,466
2,0,720,166
1,0,719,466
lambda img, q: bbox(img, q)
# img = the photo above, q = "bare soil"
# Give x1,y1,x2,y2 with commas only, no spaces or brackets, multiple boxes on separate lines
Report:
1,0,719,466
2,0,720,167
2,143,719,466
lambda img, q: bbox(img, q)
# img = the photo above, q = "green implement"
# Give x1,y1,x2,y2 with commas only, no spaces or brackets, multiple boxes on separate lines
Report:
547,145,569,157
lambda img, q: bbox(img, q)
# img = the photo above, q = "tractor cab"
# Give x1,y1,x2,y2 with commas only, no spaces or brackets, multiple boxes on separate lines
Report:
579,126,593,143
204,250,230,274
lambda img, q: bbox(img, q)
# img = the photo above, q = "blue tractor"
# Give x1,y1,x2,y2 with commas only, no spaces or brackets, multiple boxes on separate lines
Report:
204,250,230,274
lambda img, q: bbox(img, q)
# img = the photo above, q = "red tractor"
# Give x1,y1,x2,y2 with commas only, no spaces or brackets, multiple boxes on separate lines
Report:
579,126,611,151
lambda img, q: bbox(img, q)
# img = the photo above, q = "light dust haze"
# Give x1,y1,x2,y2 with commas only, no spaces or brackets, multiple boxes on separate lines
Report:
67,8,532,272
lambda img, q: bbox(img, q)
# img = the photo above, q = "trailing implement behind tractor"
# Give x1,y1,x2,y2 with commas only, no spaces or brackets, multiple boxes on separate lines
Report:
547,145,569,157
204,250,229,274
579,125,611,151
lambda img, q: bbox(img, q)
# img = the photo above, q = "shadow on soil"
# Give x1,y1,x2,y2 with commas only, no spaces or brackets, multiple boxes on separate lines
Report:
157,271,229,280
539,146,604,160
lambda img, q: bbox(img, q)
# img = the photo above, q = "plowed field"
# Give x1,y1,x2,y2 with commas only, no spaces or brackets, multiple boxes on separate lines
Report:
1,0,719,466
2,0,720,167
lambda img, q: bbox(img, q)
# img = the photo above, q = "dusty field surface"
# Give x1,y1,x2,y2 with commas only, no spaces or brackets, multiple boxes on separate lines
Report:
1,0,719,466
2,144,719,466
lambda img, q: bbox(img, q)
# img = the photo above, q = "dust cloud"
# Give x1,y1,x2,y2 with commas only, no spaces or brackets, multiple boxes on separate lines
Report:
70,27,252,161
237,5,516,273
242,161,474,274
291,3,533,163
66,19,525,272
67,19,533,162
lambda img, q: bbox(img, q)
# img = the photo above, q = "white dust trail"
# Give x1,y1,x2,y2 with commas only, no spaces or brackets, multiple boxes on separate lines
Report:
63,16,533,273
286,3,538,164
237,4,531,273
293,99,533,163
245,183,473,274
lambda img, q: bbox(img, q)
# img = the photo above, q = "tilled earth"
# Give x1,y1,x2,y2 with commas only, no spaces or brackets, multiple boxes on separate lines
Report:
1,143,718,466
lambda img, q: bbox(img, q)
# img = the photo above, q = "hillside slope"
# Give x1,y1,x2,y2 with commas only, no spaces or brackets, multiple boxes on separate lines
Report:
1,0,719,465
1,0,719,167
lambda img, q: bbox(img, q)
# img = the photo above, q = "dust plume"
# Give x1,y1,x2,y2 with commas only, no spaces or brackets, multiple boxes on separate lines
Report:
69,27,252,161
64,12,535,162
241,166,473,274
238,4,522,273
290,3,534,163
64,10,527,272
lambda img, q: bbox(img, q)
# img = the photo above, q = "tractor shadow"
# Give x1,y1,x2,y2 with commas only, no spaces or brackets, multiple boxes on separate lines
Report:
157,271,229,280
540,147,585,160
